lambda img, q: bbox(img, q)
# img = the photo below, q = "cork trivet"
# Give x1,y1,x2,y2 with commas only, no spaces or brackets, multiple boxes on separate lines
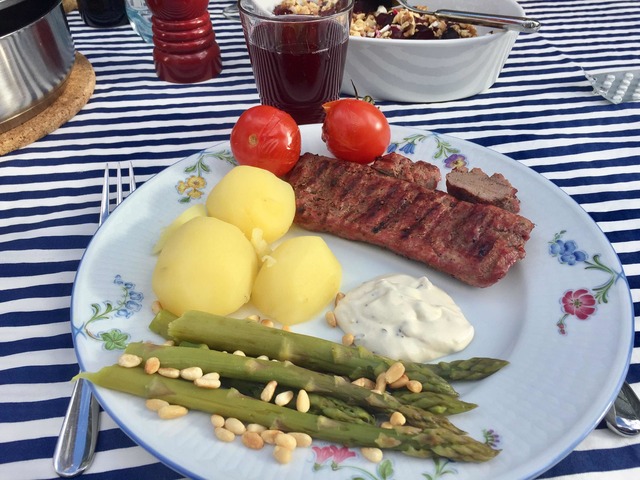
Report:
0,51,95,157
63,0,78,13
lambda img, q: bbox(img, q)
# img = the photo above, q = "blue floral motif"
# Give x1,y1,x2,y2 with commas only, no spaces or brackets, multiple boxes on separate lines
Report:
399,141,416,155
77,275,144,350
549,231,623,334
387,133,428,157
386,133,468,169
549,238,588,265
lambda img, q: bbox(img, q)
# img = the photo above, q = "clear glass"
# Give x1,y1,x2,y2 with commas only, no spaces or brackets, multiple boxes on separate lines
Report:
223,3,240,20
238,0,353,124
125,0,153,43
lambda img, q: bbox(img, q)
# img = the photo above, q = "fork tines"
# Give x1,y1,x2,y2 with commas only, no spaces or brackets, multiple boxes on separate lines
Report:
100,162,136,225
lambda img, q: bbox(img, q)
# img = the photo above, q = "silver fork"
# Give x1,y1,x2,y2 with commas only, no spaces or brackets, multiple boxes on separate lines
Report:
53,162,136,478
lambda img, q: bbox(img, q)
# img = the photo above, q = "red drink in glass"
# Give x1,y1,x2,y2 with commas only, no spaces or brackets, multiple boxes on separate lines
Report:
240,1,353,125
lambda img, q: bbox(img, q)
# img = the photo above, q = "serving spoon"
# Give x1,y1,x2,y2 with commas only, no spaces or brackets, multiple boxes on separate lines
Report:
605,381,640,437
393,0,541,33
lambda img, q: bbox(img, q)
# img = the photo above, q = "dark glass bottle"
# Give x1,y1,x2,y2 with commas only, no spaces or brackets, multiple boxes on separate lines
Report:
77,0,128,28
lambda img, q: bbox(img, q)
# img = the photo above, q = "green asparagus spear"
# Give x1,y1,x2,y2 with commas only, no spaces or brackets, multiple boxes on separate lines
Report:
390,391,477,415
162,310,458,396
77,365,499,462
225,377,376,425
424,358,509,381
148,309,177,339
125,342,465,432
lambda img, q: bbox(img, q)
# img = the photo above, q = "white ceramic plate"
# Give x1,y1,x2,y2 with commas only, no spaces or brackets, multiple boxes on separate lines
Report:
71,124,635,480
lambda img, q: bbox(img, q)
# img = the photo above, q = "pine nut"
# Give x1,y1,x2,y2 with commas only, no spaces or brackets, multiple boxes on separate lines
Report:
375,373,387,393
289,432,312,448
257,355,269,361
225,417,246,435
260,429,282,444
261,319,274,328
145,398,169,412
390,411,406,426
388,374,409,389
233,350,246,356
296,389,310,413
261,380,278,402
380,421,394,429
352,377,376,389
384,362,405,384
406,380,423,393
275,390,294,406
241,431,264,450
275,432,297,450
342,333,354,346
202,372,220,381
282,325,291,332
273,445,292,464
210,414,225,428
334,375,348,385
180,366,203,381
157,367,180,379
246,314,260,322
157,404,188,420
325,311,337,328
144,356,160,375
214,427,235,442
246,423,267,433
151,300,162,314
118,354,142,368
335,292,345,306
361,447,383,463
194,376,221,389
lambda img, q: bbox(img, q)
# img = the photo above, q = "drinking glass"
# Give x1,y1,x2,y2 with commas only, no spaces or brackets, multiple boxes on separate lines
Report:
238,0,353,125
223,3,240,20
125,0,153,43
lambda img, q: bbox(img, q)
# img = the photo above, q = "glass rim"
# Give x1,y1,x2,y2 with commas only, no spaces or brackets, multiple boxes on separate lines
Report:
237,0,354,23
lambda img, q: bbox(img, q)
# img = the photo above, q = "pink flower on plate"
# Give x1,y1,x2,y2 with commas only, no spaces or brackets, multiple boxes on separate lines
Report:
561,289,597,320
312,445,356,468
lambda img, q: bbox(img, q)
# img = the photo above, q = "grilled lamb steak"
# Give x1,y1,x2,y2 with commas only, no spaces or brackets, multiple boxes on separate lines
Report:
446,166,521,213
371,152,441,190
287,153,534,287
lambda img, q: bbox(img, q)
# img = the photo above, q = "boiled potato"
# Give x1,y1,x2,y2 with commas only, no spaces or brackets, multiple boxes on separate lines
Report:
152,216,258,316
251,236,342,325
152,203,207,254
206,165,295,244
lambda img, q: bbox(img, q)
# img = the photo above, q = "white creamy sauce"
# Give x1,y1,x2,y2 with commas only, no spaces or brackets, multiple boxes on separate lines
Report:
334,274,474,362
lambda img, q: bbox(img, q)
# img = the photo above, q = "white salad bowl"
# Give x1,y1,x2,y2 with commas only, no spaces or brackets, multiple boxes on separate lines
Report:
341,0,525,102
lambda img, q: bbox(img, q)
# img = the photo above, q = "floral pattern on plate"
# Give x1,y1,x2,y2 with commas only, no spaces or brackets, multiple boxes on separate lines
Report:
548,230,624,335
73,275,144,350
175,149,235,203
387,133,468,169
309,428,500,479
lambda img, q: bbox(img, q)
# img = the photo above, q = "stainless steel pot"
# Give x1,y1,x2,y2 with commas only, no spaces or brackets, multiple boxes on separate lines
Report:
0,0,76,133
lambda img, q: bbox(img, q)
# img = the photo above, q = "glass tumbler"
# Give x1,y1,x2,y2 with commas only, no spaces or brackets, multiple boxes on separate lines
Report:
238,0,353,125
125,0,153,43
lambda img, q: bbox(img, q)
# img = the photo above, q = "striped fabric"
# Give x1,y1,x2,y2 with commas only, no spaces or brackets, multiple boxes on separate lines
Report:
0,0,638,479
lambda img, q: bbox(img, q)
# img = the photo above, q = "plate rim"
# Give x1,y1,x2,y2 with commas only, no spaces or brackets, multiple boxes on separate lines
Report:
70,123,636,480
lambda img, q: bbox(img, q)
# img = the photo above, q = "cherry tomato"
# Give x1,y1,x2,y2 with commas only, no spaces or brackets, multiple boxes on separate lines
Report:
321,99,391,164
230,105,302,177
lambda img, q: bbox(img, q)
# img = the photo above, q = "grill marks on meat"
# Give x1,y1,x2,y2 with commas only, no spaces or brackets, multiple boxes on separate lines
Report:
288,153,534,287
371,152,441,190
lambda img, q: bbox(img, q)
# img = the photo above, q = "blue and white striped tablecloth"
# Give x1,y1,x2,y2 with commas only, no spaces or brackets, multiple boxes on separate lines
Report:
1,1,638,478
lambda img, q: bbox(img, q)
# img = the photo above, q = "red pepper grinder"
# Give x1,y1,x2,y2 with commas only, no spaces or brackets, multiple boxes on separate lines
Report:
145,0,222,83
